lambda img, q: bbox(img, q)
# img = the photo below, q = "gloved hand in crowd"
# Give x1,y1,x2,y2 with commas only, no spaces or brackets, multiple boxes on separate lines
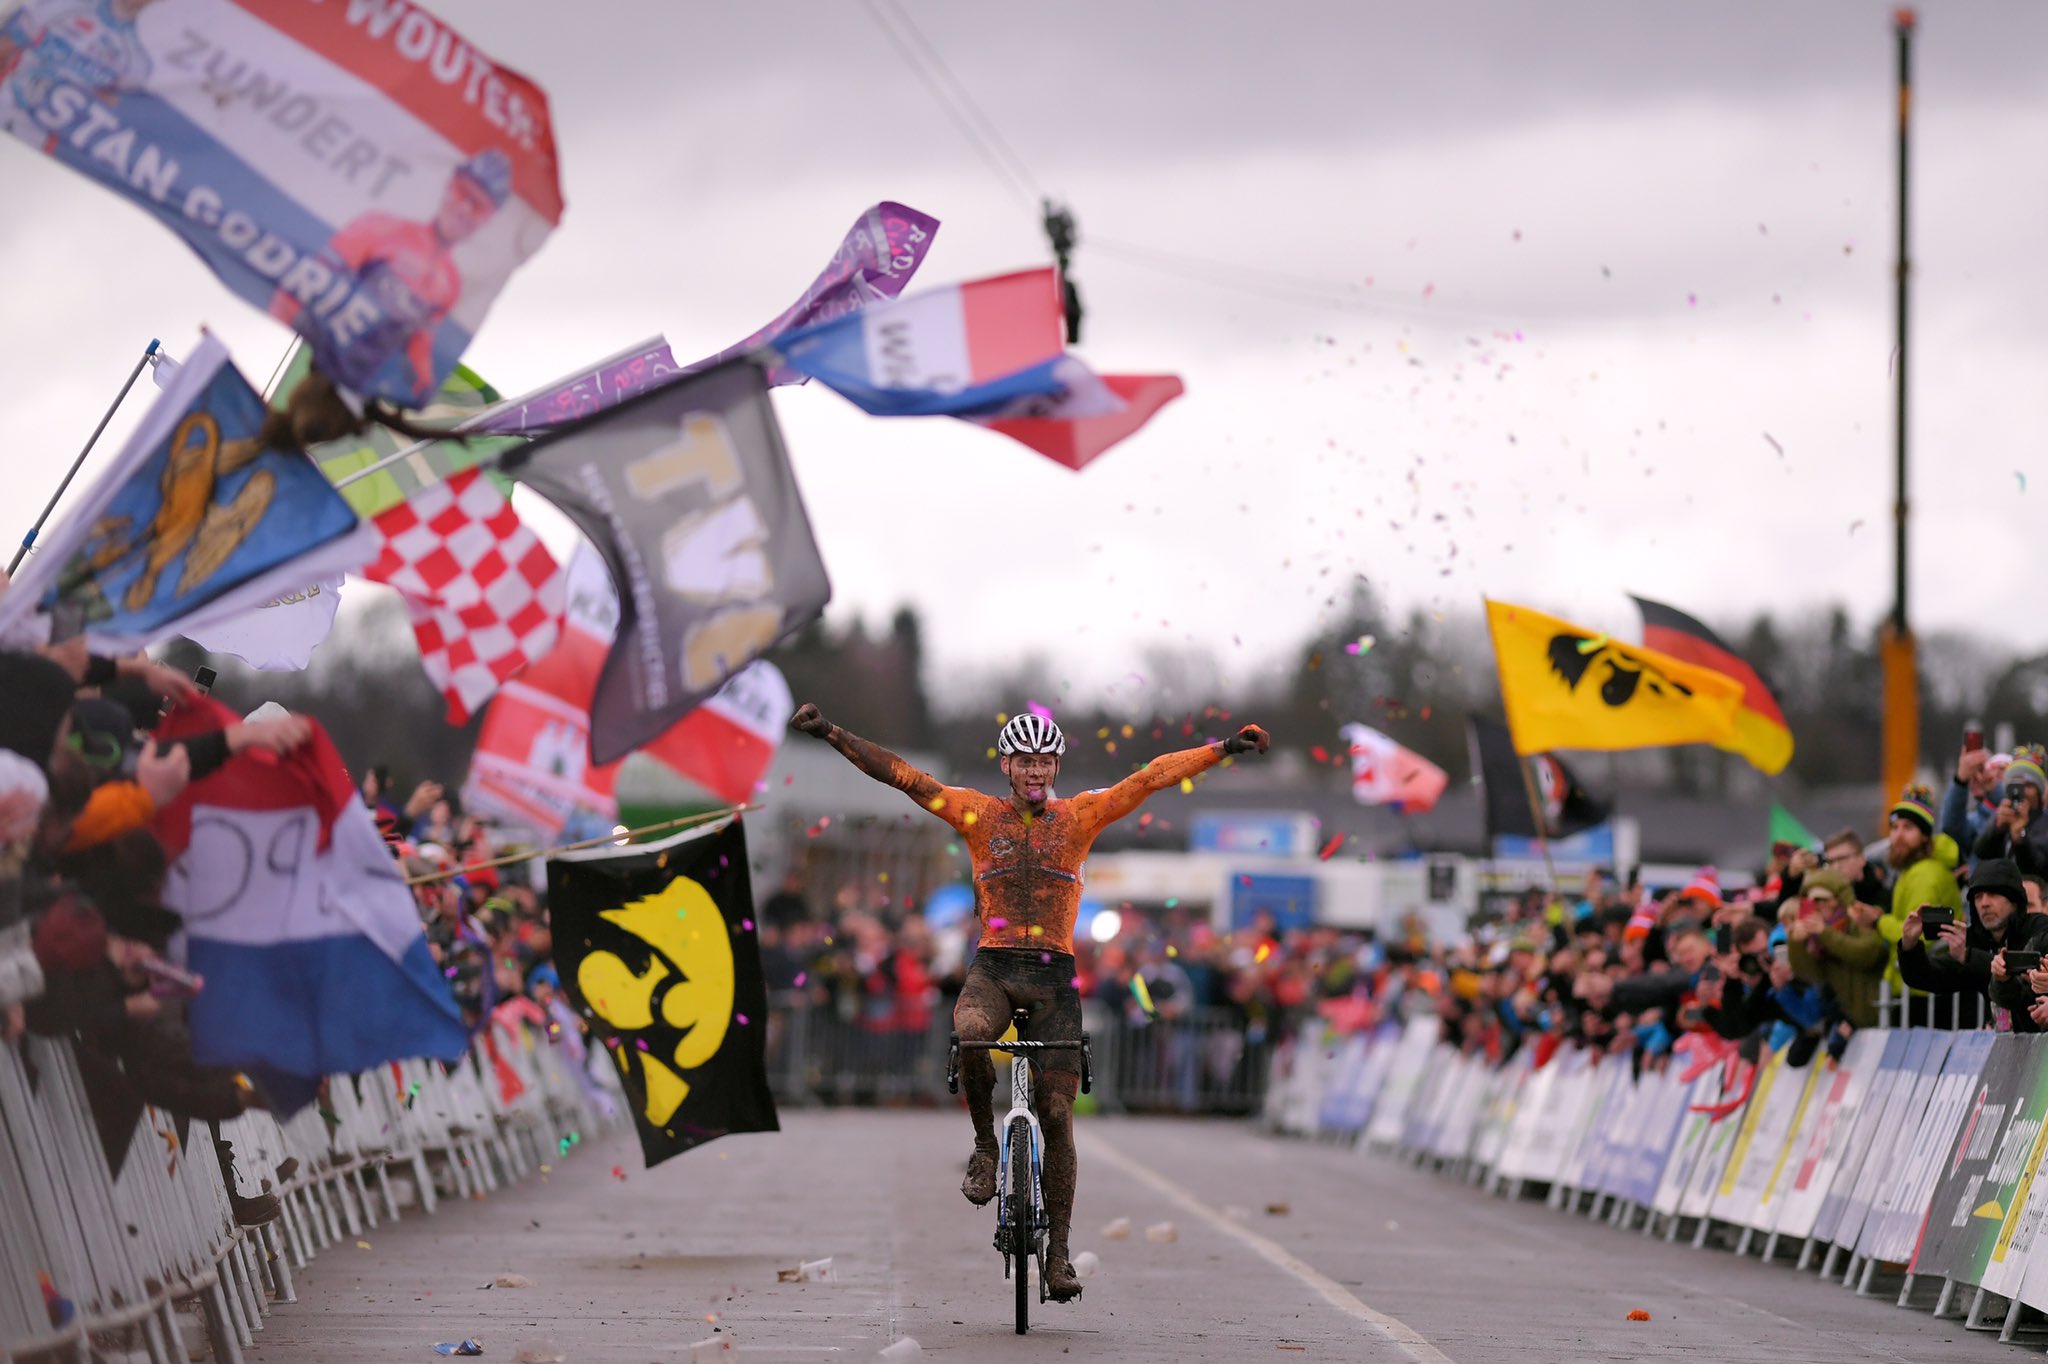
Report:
1223,724,1270,756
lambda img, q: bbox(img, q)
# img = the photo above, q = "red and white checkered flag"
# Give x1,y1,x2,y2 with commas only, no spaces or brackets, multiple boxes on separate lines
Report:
366,469,564,724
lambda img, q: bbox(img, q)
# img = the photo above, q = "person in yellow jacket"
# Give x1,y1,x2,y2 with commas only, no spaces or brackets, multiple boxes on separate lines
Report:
1878,783,1965,1010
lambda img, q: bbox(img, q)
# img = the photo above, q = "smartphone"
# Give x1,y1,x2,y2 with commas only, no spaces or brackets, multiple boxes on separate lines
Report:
141,956,204,1000
1699,963,1723,985
2007,950,2044,975
1965,722,1985,753
1714,923,1734,953
1920,906,1956,931
50,598,85,643
194,666,217,695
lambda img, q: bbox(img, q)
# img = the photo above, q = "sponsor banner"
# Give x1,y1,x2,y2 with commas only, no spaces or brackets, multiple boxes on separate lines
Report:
1861,1030,1994,1265
1766,1029,1889,1243
1812,1029,1918,1247
1917,1035,2048,1288
1715,1049,1827,1232
1362,1018,1439,1148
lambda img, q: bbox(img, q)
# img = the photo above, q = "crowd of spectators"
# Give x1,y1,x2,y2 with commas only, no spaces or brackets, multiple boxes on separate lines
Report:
0,639,588,1242
1416,741,2048,1074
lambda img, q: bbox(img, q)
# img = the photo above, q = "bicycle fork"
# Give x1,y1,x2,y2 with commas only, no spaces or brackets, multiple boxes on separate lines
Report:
994,1057,1045,1270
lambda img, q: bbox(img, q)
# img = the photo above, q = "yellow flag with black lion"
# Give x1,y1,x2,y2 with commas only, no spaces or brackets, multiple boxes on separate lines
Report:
1485,597,1744,756
549,815,778,1168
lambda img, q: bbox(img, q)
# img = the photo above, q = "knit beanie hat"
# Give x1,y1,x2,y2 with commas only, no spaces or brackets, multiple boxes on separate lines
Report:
1622,900,1659,943
2008,745,2048,797
0,651,77,773
1891,782,1937,835
1798,867,1853,907
1677,866,1722,909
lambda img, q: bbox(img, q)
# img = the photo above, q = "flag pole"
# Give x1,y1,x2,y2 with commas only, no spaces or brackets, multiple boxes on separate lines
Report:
330,335,695,490
9,338,160,575
404,804,759,885
1514,749,1562,904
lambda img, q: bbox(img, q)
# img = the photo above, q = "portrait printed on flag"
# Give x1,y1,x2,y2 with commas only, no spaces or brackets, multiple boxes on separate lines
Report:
1,0,563,407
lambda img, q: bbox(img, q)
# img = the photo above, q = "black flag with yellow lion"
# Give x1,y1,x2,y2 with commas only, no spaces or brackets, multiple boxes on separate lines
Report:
549,815,777,1168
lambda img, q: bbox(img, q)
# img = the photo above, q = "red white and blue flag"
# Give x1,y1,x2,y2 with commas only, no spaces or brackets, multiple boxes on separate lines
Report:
774,267,1068,416
153,696,467,1109
0,0,563,408
971,367,1184,471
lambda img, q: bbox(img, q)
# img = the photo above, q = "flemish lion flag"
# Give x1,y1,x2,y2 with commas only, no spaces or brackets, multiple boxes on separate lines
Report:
549,816,777,1168
1632,594,1794,776
1485,598,1742,755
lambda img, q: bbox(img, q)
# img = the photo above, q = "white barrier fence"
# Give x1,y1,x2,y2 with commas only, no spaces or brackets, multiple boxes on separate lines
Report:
1,1021,623,1363
1264,1018,2048,1348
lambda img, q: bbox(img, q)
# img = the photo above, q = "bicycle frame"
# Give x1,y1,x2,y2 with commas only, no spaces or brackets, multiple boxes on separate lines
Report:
995,1050,1045,1266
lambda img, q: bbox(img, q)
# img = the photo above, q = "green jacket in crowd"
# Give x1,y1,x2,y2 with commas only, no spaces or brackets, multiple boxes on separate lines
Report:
1882,833,1963,994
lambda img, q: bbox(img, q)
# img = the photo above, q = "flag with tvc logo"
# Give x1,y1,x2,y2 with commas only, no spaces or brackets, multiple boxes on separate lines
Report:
366,468,565,723
153,697,467,1112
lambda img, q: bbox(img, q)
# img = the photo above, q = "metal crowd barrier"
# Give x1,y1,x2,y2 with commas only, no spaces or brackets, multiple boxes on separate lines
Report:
1872,980,1991,1031
1,1020,623,1363
761,990,1276,1116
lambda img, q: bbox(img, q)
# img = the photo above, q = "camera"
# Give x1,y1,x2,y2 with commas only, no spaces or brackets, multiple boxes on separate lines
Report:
2008,783,2034,806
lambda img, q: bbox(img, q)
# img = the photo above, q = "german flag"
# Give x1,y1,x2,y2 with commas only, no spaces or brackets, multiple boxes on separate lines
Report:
1631,595,1794,776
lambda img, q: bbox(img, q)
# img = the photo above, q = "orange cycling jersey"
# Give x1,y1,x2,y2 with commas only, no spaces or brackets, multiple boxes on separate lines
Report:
827,729,1225,955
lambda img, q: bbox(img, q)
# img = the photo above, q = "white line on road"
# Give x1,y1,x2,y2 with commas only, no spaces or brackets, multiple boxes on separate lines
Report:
1082,1131,1458,1364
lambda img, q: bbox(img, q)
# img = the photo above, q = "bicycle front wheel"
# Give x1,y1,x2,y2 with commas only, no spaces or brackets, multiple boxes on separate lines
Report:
1008,1115,1032,1336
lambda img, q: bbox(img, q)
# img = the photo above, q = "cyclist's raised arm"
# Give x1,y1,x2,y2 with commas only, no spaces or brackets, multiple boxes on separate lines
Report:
1073,723,1270,831
791,702,974,827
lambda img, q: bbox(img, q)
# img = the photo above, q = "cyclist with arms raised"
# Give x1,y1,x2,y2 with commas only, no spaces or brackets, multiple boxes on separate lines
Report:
791,701,1270,1302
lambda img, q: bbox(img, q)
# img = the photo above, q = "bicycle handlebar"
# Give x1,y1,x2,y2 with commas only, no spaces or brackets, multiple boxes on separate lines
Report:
947,1031,1093,1095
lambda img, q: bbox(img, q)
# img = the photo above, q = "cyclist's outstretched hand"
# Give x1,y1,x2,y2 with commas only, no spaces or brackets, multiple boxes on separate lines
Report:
791,702,830,737
1223,723,1270,756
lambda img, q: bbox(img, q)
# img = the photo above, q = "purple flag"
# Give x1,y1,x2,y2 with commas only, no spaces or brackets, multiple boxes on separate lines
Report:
480,338,681,436
680,201,941,384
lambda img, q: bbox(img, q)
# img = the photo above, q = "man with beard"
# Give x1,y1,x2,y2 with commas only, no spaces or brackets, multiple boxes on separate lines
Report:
1886,784,1964,1025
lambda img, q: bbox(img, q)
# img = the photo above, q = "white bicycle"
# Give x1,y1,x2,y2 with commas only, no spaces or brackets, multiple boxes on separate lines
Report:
947,1006,1092,1335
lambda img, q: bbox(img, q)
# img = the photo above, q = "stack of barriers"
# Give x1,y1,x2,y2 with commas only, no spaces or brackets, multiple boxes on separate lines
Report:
1264,1015,2048,1352
0,1018,622,1363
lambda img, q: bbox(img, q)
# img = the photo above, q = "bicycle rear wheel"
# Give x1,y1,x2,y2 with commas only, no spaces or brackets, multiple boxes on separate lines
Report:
1008,1115,1032,1335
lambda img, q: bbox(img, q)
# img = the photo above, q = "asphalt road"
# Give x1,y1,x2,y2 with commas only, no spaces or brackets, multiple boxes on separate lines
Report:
246,1111,2036,1363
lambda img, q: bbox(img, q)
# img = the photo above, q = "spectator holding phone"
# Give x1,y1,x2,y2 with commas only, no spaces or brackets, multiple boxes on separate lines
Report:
1906,858,2041,1018
1785,868,1888,1027
1974,745,2048,877
1941,727,2010,870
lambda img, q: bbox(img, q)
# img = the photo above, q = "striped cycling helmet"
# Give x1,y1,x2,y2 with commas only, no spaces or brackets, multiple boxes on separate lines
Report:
997,713,1066,757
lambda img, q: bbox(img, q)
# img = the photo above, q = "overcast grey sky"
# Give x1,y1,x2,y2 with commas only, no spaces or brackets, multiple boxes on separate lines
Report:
4,0,2045,710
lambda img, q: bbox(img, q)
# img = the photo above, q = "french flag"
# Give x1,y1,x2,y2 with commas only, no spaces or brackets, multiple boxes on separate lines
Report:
154,698,468,1109
774,268,1068,416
